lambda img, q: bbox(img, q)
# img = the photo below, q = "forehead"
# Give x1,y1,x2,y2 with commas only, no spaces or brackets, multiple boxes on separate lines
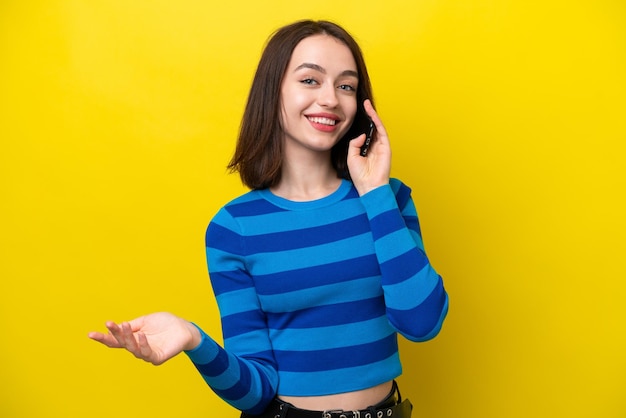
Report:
288,34,357,72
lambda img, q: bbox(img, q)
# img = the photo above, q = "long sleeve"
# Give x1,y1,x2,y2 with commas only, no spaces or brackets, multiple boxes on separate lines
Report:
360,179,449,341
184,207,279,414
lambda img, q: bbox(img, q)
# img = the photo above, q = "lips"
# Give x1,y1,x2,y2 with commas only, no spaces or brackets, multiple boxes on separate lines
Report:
307,116,337,126
306,113,341,132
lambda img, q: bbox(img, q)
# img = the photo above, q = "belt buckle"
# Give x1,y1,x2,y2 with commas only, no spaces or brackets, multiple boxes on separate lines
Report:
323,410,352,418
322,411,362,418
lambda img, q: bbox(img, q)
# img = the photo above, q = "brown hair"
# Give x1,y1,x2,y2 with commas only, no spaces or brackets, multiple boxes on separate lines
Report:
227,20,375,189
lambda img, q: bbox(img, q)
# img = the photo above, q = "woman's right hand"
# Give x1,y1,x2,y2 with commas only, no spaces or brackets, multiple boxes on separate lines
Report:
88,312,201,365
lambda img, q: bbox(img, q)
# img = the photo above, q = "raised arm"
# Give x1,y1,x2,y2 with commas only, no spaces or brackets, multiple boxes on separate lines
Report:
346,101,448,341
361,179,448,341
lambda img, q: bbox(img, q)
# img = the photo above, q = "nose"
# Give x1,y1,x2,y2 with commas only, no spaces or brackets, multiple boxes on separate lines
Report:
317,84,339,108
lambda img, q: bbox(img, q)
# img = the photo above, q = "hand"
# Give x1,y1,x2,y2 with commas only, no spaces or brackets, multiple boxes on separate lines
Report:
347,99,391,196
88,312,201,365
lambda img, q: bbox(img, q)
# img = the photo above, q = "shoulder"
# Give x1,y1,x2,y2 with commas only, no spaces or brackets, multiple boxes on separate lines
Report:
221,188,264,208
213,189,268,217
209,188,285,233
206,189,259,228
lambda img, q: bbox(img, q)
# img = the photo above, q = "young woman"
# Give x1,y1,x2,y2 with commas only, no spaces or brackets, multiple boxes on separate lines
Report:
89,20,449,418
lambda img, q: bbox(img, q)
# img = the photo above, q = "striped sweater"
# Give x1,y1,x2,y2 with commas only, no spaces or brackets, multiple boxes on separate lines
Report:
185,178,448,414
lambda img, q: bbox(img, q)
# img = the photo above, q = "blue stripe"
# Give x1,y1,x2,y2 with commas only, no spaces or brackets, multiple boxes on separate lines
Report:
380,248,429,285
270,316,394,351
266,297,385,329
370,210,406,240
391,179,411,210
375,229,418,263
258,276,383,313
216,288,261,316
360,185,398,218
194,347,230,377
238,366,277,414
388,279,448,341
203,354,242,390
212,358,252,401
206,223,243,254
208,270,254,296
404,216,421,236
274,333,398,372
277,353,401,396
185,328,220,364
234,198,365,236
209,358,277,414
409,229,425,252
248,234,377,278
253,254,379,294
399,197,417,218
244,214,370,253
224,331,275,356
227,197,287,217
384,269,440,310
221,310,269,339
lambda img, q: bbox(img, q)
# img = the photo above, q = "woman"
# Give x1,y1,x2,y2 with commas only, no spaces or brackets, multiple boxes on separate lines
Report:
89,20,449,418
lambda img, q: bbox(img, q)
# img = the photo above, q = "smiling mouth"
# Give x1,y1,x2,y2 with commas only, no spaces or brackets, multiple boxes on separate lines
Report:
307,116,338,126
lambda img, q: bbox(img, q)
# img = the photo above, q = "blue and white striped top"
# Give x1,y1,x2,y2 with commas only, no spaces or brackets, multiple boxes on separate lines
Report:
185,178,448,414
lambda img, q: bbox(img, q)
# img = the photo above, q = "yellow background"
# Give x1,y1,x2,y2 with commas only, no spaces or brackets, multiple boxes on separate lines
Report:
1,1,624,417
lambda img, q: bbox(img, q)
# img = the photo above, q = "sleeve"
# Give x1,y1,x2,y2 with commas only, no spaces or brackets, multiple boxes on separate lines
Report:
184,207,278,414
359,178,449,342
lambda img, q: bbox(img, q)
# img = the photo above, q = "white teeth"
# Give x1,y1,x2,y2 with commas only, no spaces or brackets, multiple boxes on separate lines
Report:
308,116,337,126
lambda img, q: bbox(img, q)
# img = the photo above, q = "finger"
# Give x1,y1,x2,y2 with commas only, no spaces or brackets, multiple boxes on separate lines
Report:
105,321,127,347
349,133,366,152
88,331,122,348
349,133,376,160
119,321,140,354
136,332,156,363
363,99,388,138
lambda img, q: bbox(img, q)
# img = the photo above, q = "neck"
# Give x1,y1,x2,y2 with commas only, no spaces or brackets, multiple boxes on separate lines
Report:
271,156,341,202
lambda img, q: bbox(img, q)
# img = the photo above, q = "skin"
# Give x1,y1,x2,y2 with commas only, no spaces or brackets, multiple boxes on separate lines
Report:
274,35,390,201
88,33,394,411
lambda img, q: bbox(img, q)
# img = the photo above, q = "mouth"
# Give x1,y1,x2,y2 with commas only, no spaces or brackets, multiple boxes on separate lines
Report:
306,116,338,126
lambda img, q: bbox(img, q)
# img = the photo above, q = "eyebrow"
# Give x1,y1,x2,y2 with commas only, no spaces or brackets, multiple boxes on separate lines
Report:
294,62,358,78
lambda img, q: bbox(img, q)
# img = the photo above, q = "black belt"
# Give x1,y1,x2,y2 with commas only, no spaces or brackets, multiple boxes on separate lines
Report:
247,382,413,418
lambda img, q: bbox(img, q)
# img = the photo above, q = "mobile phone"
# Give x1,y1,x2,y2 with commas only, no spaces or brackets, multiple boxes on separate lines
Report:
360,119,375,157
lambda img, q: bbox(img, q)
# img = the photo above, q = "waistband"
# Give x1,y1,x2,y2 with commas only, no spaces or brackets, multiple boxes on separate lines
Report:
254,381,412,418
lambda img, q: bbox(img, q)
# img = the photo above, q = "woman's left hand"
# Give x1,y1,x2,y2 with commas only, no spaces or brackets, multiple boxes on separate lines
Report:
347,99,391,196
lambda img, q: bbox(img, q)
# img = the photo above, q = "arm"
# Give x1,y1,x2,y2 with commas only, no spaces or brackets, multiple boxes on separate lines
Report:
88,208,279,414
89,311,276,414
361,179,448,341
184,207,278,414
347,100,448,341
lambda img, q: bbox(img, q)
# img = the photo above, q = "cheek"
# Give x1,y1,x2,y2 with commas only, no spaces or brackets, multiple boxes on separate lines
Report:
279,87,298,128
344,99,358,126
281,88,309,120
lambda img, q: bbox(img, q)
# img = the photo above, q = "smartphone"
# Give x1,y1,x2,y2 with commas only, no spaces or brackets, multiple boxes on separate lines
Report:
360,119,375,157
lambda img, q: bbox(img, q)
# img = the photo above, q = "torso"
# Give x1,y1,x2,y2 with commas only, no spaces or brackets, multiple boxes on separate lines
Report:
278,380,393,411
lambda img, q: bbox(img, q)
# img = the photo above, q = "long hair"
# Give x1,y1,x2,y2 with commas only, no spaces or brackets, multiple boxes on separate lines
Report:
227,20,375,190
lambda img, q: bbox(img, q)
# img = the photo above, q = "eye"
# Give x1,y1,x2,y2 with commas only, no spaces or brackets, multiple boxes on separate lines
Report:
338,84,357,92
300,78,318,85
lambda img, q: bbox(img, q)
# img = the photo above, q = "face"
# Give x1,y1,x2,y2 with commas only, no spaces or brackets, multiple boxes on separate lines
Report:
279,34,359,156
